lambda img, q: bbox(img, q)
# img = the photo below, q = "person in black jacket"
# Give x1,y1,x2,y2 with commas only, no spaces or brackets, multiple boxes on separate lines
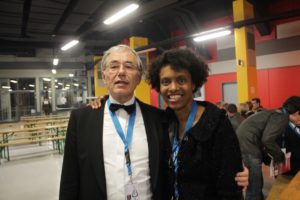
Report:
148,48,244,200
59,45,170,200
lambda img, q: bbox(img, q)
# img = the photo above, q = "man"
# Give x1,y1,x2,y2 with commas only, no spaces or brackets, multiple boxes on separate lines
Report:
277,96,300,176
251,97,264,113
237,96,300,200
59,45,169,200
227,103,244,131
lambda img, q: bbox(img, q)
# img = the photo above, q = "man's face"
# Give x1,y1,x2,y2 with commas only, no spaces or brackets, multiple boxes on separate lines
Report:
102,50,141,103
290,111,300,126
251,100,259,111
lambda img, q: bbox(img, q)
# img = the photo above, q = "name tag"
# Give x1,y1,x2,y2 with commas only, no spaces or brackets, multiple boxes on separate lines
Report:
125,183,140,200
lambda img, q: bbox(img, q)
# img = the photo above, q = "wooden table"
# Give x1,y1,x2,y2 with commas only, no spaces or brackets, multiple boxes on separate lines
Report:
267,171,300,200
280,171,300,200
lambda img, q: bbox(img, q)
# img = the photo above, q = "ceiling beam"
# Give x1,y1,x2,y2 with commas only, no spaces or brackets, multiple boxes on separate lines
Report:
52,0,79,35
21,0,32,37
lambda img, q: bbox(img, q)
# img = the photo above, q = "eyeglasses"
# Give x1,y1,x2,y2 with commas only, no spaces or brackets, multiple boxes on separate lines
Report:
107,61,138,73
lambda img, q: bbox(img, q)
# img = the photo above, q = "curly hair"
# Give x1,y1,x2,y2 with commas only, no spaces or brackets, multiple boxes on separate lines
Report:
147,48,209,93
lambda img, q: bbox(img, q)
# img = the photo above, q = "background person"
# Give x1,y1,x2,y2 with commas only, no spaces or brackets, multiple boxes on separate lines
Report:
236,96,300,200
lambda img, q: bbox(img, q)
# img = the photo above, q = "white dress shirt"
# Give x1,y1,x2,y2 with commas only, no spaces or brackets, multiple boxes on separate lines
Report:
103,96,152,200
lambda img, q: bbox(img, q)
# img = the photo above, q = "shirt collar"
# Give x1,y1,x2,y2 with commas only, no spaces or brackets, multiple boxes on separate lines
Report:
109,96,136,105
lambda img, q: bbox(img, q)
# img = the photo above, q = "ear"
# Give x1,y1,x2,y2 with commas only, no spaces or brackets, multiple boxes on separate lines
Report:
101,71,106,84
192,83,196,92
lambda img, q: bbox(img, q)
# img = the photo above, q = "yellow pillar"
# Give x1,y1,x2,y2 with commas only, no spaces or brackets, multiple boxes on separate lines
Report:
129,36,151,104
93,56,107,97
233,0,258,103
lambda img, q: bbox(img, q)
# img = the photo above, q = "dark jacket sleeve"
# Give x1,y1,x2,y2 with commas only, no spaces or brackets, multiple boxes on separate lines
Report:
59,110,80,200
214,116,244,200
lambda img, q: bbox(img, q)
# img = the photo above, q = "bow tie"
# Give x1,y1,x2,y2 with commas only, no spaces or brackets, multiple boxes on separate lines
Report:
109,103,135,114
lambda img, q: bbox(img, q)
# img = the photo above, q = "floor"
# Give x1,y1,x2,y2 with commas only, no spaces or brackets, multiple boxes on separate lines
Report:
0,144,275,200
0,144,63,200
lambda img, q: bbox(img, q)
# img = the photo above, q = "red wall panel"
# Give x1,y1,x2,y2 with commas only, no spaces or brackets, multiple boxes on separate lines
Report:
205,65,300,109
267,65,300,108
205,73,236,104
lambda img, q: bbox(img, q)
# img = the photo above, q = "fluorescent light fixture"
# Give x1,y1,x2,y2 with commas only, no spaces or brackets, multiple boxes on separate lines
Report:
10,80,18,83
104,3,139,25
61,40,79,51
73,83,79,87
193,27,231,42
29,84,35,87
69,73,74,77
2,86,10,89
55,85,58,88
137,48,157,55
53,58,59,66
66,84,70,87
8,89,12,92
43,78,51,82
52,69,57,74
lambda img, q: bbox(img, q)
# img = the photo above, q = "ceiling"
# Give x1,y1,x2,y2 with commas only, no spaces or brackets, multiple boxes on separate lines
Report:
0,0,299,60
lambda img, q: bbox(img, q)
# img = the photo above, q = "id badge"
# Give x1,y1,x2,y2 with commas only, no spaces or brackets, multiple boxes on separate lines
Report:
125,183,140,200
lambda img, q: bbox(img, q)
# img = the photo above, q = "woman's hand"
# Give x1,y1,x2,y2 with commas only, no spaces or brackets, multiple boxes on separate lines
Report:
235,166,249,191
87,97,103,109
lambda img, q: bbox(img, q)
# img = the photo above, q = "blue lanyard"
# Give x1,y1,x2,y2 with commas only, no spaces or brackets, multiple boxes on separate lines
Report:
107,99,136,178
172,101,198,198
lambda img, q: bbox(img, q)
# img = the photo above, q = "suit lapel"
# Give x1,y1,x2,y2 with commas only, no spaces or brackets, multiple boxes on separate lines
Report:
89,99,107,198
137,99,159,193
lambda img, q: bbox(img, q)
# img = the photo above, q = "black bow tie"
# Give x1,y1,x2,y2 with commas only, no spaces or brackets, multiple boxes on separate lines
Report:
109,103,135,114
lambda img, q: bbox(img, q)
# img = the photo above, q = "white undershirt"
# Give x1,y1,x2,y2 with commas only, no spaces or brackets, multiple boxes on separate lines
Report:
103,96,151,200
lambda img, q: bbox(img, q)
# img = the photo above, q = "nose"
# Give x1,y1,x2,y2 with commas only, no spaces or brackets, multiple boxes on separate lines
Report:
117,65,126,75
169,81,178,91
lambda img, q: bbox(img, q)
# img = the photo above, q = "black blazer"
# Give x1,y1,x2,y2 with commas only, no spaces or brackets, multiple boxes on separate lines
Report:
59,98,170,200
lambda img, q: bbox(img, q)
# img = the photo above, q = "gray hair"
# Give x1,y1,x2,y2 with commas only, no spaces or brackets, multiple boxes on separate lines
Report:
101,44,145,75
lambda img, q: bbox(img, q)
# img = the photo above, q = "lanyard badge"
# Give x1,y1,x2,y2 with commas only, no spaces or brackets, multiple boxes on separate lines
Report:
172,101,198,198
107,99,140,199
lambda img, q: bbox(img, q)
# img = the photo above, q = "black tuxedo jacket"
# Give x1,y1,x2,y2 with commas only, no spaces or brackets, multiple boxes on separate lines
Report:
59,98,170,200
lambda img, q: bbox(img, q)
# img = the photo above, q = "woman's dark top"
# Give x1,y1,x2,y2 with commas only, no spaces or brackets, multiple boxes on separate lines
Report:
167,101,243,200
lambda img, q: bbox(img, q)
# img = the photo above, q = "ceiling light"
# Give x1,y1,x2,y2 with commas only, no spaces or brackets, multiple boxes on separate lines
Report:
73,83,79,87
69,73,74,77
10,80,18,83
137,48,157,55
43,78,51,82
61,40,79,51
52,69,57,74
29,84,35,87
58,82,63,85
53,58,59,66
2,86,10,89
104,3,139,25
193,27,231,42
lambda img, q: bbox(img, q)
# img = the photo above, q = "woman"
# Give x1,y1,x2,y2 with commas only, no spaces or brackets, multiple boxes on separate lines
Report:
148,48,244,199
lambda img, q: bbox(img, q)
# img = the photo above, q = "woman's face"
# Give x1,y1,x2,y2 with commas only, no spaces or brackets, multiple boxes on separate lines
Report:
159,65,195,112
